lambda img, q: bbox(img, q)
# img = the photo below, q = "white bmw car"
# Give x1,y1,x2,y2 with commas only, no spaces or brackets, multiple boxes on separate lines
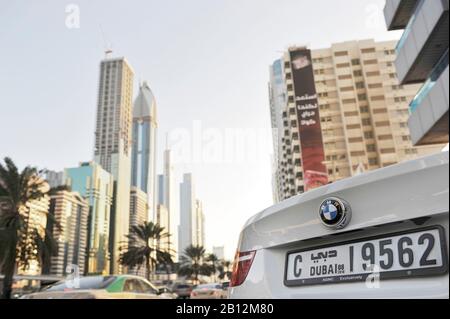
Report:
229,152,449,299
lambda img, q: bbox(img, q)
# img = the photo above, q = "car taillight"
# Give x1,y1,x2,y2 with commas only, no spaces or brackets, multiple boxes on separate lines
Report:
230,250,256,287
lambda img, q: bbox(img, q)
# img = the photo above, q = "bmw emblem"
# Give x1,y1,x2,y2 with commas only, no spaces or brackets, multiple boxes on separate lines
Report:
319,197,351,229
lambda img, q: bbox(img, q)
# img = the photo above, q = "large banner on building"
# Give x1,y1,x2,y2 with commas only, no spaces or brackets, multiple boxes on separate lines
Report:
290,49,328,191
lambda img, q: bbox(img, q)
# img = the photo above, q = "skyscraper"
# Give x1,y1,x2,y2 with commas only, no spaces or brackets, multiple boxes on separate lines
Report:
156,204,170,252
193,199,205,248
65,162,114,275
131,81,157,222
129,186,148,278
129,186,148,228
178,174,205,258
212,246,225,260
269,59,287,204
162,149,173,215
179,174,194,258
45,190,89,276
93,56,134,274
270,40,444,203
157,147,176,258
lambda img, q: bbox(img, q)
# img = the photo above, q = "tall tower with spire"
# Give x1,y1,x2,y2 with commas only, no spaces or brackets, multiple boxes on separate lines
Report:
93,56,134,274
130,81,158,222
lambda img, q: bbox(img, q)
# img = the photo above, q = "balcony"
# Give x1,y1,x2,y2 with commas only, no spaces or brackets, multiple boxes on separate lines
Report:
408,54,449,145
385,0,419,30
394,0,449,84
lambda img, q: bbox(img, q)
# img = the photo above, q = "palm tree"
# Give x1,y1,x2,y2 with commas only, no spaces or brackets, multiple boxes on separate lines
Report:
177,245,211,284
207,253,219,282
218,260,232,281
0,158,56,299
119,221,173,281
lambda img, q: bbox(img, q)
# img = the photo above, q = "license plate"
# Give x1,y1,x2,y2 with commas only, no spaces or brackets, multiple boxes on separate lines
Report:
284,226,448,287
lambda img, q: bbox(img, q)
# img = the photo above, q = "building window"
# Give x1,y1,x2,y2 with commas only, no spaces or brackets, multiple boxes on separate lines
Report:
360,106,370,113
380,148,396,154
336,63,351,68
366,144,376,152
314,69,325,75
346,124,361,130
338,74,353,80
353,70,363,77
356,82,365,89
366,71,381,77
361,48,376,54
362,118,371,126
358,94,368,101
364,59,378,65
343,98,357,104
369,158,379,165
378,134,393,140
340,86,354,92
375,121,390,127
364,131,374,139
368,83,383,89
371,95,385,101
351,59,361,66
334,51,348,57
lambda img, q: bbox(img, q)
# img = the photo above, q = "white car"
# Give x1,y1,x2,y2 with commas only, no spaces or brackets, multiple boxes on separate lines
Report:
229,152,449,299
190,283,225,299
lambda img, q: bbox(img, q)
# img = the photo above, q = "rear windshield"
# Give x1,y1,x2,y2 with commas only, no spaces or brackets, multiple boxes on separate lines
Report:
44,276,116,291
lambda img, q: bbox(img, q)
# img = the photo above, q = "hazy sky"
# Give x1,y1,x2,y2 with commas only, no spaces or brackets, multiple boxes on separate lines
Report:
0,0,401,260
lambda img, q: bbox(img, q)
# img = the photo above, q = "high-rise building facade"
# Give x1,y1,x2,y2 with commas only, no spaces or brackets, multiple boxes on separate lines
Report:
156,204,170,252
65,162,114,275
384,0,449,146
270,40,444,202
269,59,287,204
157,148,176,258
178,174,205,257
179,173,194,258
193,199,205,248
129,186,148,228
212,246,225,260
128,186,148,278
46,190,89,276
131,81,158,221
44,170,65,189
93,57,134,274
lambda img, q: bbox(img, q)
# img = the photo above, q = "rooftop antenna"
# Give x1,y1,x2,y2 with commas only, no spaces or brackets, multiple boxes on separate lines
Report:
99,25,113,58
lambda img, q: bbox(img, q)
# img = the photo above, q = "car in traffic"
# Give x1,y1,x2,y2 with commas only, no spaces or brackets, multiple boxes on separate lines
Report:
20,275,175,299
171,283,193,299
156,285,178,299
229,152,449,299
190,283,225,299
